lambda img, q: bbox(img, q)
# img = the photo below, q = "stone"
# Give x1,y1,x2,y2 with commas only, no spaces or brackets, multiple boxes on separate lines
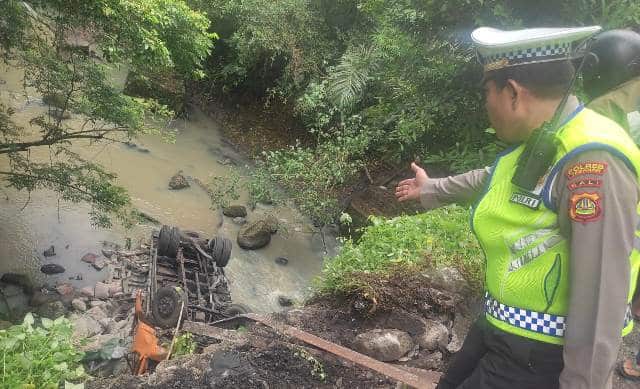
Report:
40,263,65,274
417,319,449,351
90,300,105,308
82,253,99,264
169,172,190,190
278,296,293,307
107,283,123,296
36,300,66,319
99,317,114,332
72,298,87,312
29,290,57,306
222,205,247,218
56,283,74,297
0,273,33,293
101,249,115,258
232,217,247,225
237,220,272,250
264,215,279,234
446,334,463,353
72,315,102,338
430,267,468,294
422,351,444,371
92,259,107,271
43,245,56,257
86,305,108,322
275,257,288,266
80,287,94,298
94,282,109,299
352,329,414,362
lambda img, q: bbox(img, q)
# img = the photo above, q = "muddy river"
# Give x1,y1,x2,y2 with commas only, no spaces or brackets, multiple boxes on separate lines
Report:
0,63,337,313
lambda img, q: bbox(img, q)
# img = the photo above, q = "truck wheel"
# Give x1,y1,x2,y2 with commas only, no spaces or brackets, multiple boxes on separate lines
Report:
166,226,181,258
157,225,171,256
152,286,187,328
216,238,232,268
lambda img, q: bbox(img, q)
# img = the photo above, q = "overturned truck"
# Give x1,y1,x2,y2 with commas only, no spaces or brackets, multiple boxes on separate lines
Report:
143,225,249,329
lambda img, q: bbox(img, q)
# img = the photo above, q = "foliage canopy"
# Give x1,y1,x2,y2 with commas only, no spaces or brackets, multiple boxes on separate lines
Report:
0,0,213,226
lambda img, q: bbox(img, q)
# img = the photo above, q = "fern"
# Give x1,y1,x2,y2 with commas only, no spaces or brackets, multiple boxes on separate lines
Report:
326,45,379,111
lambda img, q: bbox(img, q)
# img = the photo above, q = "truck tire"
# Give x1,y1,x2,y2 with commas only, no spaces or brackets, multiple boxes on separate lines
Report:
151,286,187,328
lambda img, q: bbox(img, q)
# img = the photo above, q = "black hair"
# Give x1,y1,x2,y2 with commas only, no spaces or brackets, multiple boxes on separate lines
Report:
484,60,575,99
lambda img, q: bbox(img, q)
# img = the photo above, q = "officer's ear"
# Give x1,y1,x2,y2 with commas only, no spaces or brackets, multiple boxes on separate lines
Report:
506,79,521,110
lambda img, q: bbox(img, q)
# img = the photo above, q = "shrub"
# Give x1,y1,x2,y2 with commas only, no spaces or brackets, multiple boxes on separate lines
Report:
0,314,85,388
316,205,484,294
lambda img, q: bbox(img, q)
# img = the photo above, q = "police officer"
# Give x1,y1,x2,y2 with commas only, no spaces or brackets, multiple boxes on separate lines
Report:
396,26,640,389
581,28,640,382
583,29,640,138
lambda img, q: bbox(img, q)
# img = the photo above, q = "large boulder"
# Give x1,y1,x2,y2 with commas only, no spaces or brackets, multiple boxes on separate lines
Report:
417,319,449,351
222,205,247,218
0,273,33,293
352,329,414,362
169,172,190,190
237,220,272,250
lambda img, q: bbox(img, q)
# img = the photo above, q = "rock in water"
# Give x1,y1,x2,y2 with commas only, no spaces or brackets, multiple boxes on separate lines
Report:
81,253,99,264
43,245,56,257
168,172,190,190
278,296,293,307
237,220,272,250
275,257,288,266
353,329,414,362
41,264,65,274
222,205,247,218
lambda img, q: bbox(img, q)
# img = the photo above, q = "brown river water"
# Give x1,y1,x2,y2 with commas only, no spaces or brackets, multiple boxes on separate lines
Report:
0,63,336,313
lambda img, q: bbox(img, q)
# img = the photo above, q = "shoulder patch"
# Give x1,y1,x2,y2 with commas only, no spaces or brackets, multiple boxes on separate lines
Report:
569,192,602,223
565,161,608,179
567,178,603,191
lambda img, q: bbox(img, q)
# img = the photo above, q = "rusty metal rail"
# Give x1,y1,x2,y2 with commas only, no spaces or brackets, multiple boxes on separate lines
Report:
235,313,440,389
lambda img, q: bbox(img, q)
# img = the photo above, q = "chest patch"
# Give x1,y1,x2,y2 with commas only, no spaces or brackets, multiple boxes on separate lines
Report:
565,161,607,179
569,192,602,222
510,192,541,210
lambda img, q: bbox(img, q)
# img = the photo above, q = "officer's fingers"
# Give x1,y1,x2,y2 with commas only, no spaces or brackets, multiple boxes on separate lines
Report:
397,178,415,187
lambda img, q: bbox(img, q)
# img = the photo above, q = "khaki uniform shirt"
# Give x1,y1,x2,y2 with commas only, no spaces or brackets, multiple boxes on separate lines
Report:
420,149,639,389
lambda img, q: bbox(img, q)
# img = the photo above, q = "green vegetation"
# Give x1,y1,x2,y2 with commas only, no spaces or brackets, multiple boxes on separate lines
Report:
188,0,640,225
0,314,85,388
316,206,484,294
0,0,213,226
171,332,197,357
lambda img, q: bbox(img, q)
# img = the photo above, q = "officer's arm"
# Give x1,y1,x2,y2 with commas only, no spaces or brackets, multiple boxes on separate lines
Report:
555,150,637,389
419,167,491,209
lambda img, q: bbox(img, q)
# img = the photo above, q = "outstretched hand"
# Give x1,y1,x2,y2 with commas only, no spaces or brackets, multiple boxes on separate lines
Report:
395,162,429,202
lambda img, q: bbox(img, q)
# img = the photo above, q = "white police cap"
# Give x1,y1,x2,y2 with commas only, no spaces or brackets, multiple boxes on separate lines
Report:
472,26,602,71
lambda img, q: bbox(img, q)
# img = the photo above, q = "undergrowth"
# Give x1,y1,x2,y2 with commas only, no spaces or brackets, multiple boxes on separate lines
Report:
0,314,85,388
315,205,484,295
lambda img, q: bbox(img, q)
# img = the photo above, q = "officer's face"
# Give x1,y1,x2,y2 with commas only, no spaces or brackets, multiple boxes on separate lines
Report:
483,79,523,143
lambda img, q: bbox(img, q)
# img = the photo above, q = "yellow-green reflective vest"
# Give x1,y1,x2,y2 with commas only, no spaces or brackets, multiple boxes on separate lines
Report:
472,107,640,345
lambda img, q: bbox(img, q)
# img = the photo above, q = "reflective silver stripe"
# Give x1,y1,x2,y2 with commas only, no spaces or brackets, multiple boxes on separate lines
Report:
508,234,564,272
511,228,557,252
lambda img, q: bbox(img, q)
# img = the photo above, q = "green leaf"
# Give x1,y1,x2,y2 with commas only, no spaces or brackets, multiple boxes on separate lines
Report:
41,318,53,329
